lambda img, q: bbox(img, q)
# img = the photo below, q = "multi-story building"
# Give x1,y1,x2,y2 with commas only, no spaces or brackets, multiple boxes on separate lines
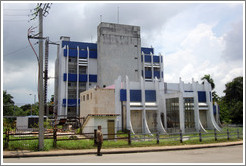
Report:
55,22,221,133
54,22,163,121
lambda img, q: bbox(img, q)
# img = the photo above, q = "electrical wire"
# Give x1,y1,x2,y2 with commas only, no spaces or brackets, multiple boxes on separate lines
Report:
27,26,39,62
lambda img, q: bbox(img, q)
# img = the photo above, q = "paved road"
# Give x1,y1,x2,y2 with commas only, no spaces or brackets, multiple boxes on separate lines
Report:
4,145,243,164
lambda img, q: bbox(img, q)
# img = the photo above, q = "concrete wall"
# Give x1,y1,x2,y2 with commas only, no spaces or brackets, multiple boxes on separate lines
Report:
16,117,29,130
80,88,115,118
82,116,117,138
97,22,141,88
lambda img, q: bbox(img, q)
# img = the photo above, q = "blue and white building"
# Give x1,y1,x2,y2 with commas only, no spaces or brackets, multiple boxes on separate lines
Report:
55,22,221,133
55,22,163,120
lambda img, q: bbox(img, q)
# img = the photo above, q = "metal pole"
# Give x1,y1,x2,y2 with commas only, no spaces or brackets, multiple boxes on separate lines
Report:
29,94,32,115
38,8,44,151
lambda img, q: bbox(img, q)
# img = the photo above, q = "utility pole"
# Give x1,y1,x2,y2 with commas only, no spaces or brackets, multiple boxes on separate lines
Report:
38,8,44,151
28,3,52,151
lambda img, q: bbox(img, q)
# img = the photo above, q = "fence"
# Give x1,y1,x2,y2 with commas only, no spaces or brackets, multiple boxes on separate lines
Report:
3,126,243,150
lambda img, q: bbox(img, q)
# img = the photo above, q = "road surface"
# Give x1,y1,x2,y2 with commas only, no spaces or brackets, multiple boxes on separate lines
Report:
3,145,243,164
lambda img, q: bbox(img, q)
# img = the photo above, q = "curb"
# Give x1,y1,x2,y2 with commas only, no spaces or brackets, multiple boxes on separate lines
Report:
3,141,243,158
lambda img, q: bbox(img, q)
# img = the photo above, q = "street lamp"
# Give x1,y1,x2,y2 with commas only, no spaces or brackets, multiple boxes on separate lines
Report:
29,94,36,116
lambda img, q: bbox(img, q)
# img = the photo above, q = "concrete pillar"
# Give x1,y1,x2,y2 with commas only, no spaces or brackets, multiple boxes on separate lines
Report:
126,76,134,133
140,76,151,134
179,78,185,133
204,80,221,131
65,45,69,118
192,78,200,131
114,76,122,130
86,47,90,90
155,78,166,133
76,46,79,117
150,52,154,82
142,51,145,81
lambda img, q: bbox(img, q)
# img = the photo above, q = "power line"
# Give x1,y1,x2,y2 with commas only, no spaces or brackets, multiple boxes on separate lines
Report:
4,14,28,16
4,19,29,22
3,9,32,11
4,43,37,56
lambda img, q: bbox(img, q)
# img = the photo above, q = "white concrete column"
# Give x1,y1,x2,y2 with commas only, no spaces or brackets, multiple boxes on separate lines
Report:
179,78,185,133
65,45,69,118
114,76,122,130
141,76,151,134
162,83,167,129
76,46,79,117
86,47,90,90
159,53,164,82
142,51,145,81
150,52,154,81
214,102,219,124
126,76,134,133
192,78,200,131
155,78,166,133
204,80,221,131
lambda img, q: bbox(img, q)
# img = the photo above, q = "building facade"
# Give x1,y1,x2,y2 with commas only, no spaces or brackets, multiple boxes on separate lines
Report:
54,22,163,121
55,22,221,133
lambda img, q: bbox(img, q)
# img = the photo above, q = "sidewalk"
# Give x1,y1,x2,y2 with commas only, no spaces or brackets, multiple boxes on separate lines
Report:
3,141,243,158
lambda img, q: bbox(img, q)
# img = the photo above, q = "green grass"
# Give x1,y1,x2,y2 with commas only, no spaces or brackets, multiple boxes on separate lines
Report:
3,127,243,151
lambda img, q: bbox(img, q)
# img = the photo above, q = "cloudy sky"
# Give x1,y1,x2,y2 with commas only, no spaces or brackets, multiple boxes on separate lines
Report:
2,2,244,106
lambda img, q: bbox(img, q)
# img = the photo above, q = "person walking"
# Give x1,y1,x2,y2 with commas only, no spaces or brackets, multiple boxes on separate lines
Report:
96,125,103,156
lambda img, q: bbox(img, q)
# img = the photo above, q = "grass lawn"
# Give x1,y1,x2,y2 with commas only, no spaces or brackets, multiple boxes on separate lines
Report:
3,127,243,151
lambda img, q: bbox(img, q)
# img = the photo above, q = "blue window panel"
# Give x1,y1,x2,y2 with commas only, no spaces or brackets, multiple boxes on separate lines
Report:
69,73,77,82
63,73,87,82
141,47,154,54
63,73,67,81
144,55,151,62
120,89,156,102
89,50,97,58
130,90,142,102
153,56,160,63
145,71,152,78
209,91,212,102
89,75,97,82
185,90,194,92
63,73,77,82
154,71,160,78
62,41,97,50
79,50,87,58
79,75,87,82
120,89,126,101
161,56,163,63
213,105,216,115
198,91,206,102
145,90,156,102
64,49,97,59
63,49,67,56
62,99,80,107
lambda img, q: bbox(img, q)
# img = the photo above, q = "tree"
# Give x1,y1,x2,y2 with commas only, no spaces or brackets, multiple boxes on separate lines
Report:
3,90,15,116
201,74,218,102
201,74,215,90
223,76,243,124
223,76,243,103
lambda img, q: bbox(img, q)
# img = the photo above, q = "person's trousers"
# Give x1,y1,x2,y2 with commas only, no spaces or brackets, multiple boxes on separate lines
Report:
97,142,102,155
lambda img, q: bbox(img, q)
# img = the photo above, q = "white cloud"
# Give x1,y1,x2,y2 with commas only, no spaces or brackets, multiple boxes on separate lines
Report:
162,20,242,96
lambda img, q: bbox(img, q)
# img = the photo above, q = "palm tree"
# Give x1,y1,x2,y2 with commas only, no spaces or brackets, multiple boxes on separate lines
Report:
201,74,215,90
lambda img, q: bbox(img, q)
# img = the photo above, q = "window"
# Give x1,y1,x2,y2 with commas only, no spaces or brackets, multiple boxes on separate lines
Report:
91,93,92,99
87,94,89,100
83,95,85,101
